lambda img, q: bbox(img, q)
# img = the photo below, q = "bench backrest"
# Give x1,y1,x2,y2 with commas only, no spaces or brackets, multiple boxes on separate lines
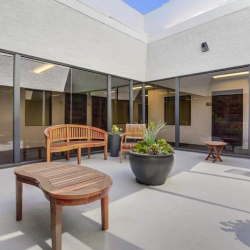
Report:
44,124,106,143
125,124,146,140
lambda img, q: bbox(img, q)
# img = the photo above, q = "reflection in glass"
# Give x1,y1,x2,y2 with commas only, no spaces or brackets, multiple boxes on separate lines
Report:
179,67,249,155
146,79,175,145
20,58,70,162
72,69,107,130
164,95,191,125
0,53,13,165
25,90,52,126
111,77,129,130
133,83,143,124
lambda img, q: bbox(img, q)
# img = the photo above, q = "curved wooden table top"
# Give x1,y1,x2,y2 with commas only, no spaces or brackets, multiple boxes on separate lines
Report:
14,162,113,202
204,141,227,146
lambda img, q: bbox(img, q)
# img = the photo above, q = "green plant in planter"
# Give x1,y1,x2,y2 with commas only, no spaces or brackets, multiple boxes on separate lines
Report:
109,125,123,135
132,121,173,155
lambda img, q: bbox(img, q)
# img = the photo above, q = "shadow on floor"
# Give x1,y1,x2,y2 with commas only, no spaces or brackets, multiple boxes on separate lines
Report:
220,219,250,248
0,204,143,250
147,187,250,215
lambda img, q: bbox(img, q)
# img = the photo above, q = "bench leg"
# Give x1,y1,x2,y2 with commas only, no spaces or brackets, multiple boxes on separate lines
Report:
104,145,107,160
46,151,51,162
50,198,62,250
66,151,70,161
101,194,109,230
88,148,91,159
77,147,81,165
16,178,23,221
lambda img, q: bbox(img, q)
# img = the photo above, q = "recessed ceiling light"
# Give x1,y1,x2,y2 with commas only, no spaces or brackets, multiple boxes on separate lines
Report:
212,71,249,79
34,63,55,74
133,85,153,90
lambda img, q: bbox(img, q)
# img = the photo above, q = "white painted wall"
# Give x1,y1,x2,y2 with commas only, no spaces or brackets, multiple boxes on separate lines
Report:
56,0,147,42
146,0,250,43
146,7,250,81
145,0,237,34
76,0,144,31
1,0,250,84
0,0,147,82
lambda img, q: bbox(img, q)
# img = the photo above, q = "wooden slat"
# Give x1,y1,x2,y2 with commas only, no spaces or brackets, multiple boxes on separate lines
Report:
15,163,112,200
48,170,88,181
52,175,102,189
52,177,104,193
51,173,95,186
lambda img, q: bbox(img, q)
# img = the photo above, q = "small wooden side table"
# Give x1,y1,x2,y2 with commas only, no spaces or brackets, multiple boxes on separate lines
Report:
204,141,227,163
14,162,112,250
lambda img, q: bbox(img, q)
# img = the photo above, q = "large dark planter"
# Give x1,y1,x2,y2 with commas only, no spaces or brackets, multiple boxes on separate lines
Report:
108,134,121,157
128,151,174,185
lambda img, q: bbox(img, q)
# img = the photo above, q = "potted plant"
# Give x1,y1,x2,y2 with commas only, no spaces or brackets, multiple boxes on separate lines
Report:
108,125,123,157
128,121,174,185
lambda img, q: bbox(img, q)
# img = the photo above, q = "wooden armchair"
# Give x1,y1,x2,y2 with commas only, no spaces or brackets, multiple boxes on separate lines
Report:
120,124,146,163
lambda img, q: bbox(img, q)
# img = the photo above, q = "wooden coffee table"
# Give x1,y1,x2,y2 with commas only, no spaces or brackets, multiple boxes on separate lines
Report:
14,162,112,250
204,141,227,163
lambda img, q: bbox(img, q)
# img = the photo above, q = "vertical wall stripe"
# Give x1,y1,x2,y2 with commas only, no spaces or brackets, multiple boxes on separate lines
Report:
107,75,112,132
42,91,46,126
70,68,73,124
175,77,180,148
248,66,250,156
142,83,146,124
129,80,133,123
13,54,21,163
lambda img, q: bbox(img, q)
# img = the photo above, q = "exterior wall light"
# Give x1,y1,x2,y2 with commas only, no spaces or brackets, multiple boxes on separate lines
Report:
201,42,209,52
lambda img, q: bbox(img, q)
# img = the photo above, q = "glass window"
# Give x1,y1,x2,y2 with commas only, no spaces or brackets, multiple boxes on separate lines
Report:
72,69,107,130
146,79,175,145
133,82,144,124
25,90,51,126
112,77,129,131
0,53,13,165
20,58,71,162
164,95,191,125
179,67,249,155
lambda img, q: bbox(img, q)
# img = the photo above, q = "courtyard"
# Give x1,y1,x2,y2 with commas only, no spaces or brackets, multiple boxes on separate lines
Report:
1,150,250,250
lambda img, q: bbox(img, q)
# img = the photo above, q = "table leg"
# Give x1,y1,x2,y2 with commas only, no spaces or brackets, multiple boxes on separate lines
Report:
50,198,62,250
206,146,215,160
101,194,109,230
16,178,23,221
214,146,224,163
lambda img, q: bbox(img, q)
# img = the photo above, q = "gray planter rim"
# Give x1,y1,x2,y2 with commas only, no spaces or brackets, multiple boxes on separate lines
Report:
128,150,175,158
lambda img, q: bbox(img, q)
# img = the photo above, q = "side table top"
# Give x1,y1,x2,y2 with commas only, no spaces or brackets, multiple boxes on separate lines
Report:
204,141,227,146
14,162,112,200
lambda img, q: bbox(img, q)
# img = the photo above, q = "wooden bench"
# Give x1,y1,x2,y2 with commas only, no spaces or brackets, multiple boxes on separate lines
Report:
15,162,113,250
44,125,108,164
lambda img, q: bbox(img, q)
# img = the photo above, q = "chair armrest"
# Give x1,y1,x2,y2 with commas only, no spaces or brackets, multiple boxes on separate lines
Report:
120,133,126,148
44,128,50,138
120,133,126,140
44,128,51,149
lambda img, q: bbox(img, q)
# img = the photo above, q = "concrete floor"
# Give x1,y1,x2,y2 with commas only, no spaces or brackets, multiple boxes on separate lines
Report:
1,151,250,250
